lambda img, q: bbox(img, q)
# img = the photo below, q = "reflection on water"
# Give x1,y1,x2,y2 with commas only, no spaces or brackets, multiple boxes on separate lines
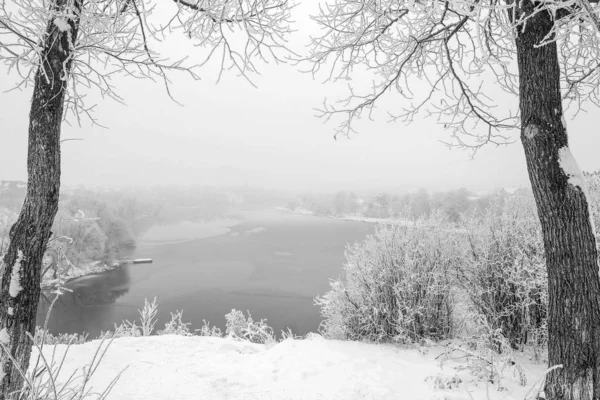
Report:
38,210,374,338
37,267,131,337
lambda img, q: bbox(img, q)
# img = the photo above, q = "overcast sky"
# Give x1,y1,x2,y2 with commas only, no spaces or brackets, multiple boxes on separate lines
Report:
1,3,600,194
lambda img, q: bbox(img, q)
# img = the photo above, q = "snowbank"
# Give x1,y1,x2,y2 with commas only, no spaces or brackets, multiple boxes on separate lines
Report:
31,335,546,400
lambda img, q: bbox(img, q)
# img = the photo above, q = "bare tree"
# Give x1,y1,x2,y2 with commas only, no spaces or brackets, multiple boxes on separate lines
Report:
305,1,600,398
0,0,291,397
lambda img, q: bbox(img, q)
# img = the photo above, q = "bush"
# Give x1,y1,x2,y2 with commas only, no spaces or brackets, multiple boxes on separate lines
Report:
224,309,275,345
315,213,458,343
102,298,157,338
196,320,223,337
158,310,193,336
34,327,88,346
458,191,547,350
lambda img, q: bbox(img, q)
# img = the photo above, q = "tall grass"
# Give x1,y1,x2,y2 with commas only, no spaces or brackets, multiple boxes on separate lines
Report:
0,286,124,400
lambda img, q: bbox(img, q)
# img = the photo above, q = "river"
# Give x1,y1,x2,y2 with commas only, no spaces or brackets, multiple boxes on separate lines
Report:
37,209,375,338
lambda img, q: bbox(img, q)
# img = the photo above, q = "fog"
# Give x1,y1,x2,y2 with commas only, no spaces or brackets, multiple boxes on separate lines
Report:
2,2,600,193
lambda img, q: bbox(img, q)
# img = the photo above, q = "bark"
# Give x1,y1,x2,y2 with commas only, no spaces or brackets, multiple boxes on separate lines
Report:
0,2,81,398
515,3,600,399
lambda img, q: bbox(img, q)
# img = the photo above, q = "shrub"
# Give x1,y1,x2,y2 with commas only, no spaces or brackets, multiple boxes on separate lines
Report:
458,191,547,350
101,298,158,339
139,297,158,336
158,310,193,336
224,309,275,345
34,327,88,346
196,320,223,337
315,213,458,343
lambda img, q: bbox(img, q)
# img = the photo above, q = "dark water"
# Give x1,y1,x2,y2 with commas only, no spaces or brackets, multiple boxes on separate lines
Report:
38,210,374,338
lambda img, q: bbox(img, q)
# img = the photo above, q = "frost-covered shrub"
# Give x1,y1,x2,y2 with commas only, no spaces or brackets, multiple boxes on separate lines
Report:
438,318,528,390
458,191,547,349
158,310,192,336
34,327,88,345
196,320,223,337
139,297,158,336
316,213,458,343
101,298,158,338
225,309,275,345
103,320,142,338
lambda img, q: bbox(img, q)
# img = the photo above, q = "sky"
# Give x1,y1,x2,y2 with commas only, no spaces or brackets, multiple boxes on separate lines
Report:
1,3,600,194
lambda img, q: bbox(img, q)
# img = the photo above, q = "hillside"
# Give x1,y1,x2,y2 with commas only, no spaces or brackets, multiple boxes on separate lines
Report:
31,335,547,400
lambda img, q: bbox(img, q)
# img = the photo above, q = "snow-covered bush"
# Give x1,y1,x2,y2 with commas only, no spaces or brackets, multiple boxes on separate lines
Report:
34,327,88,345
316,213,459,343
225,309,275,345
458,191,547,350
102,298,158,338
104,320,142,338
139,297,158,336
196,320,223,337
438,319,528,391
158,310,193,336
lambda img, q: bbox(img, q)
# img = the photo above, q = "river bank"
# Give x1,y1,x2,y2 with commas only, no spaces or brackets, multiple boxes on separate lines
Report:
274,206,412,225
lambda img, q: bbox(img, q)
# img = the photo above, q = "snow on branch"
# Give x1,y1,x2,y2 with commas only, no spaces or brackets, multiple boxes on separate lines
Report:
165,0,294,85
303,0,600,153
0,0,292,123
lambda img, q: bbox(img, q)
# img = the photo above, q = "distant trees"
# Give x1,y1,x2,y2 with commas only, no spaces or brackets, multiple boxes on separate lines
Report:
334,191,358,215
0,0,291,397
287,188,494,221
307,2,600,397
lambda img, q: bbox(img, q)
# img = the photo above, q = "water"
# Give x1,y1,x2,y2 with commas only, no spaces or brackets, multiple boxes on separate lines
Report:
38,210,374,338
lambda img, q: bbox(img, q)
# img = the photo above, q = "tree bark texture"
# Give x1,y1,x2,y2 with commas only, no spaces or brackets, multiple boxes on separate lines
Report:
0,2,81,398
515,3,600,399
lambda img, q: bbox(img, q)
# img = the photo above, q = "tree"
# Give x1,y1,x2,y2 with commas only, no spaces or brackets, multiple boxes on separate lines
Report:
334,191,358,214
306,1,600,398
0,0,291,397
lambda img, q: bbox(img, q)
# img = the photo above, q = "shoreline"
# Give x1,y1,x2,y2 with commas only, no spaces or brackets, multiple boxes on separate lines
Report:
42,261,121,289
274,206,412,225
46,218,245,288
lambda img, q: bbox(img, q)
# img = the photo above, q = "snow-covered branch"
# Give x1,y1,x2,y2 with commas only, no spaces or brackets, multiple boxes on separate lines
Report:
304,0,600,152
0,0,293,122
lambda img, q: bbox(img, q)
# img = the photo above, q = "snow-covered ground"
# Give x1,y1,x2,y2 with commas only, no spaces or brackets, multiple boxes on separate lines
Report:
32,335,547,400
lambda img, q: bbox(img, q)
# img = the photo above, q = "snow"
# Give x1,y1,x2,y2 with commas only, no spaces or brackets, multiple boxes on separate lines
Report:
558,146,585,189
9,250,24,298
276,207,314,216
29,335,547,400
53,18,70,32
558,147,596,236
244,227,266,235
7,308,13,316
0,328,9,345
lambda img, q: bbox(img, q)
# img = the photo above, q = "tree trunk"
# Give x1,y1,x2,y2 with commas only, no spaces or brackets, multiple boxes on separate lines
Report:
515,3,600,399
0,2,81,398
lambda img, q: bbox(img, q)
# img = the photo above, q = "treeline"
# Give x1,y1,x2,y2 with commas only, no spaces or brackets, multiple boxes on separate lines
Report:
286,188,500,222
49,189,148,267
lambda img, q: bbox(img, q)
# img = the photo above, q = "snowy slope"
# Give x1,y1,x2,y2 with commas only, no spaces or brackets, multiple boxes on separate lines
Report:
30,335,546,400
